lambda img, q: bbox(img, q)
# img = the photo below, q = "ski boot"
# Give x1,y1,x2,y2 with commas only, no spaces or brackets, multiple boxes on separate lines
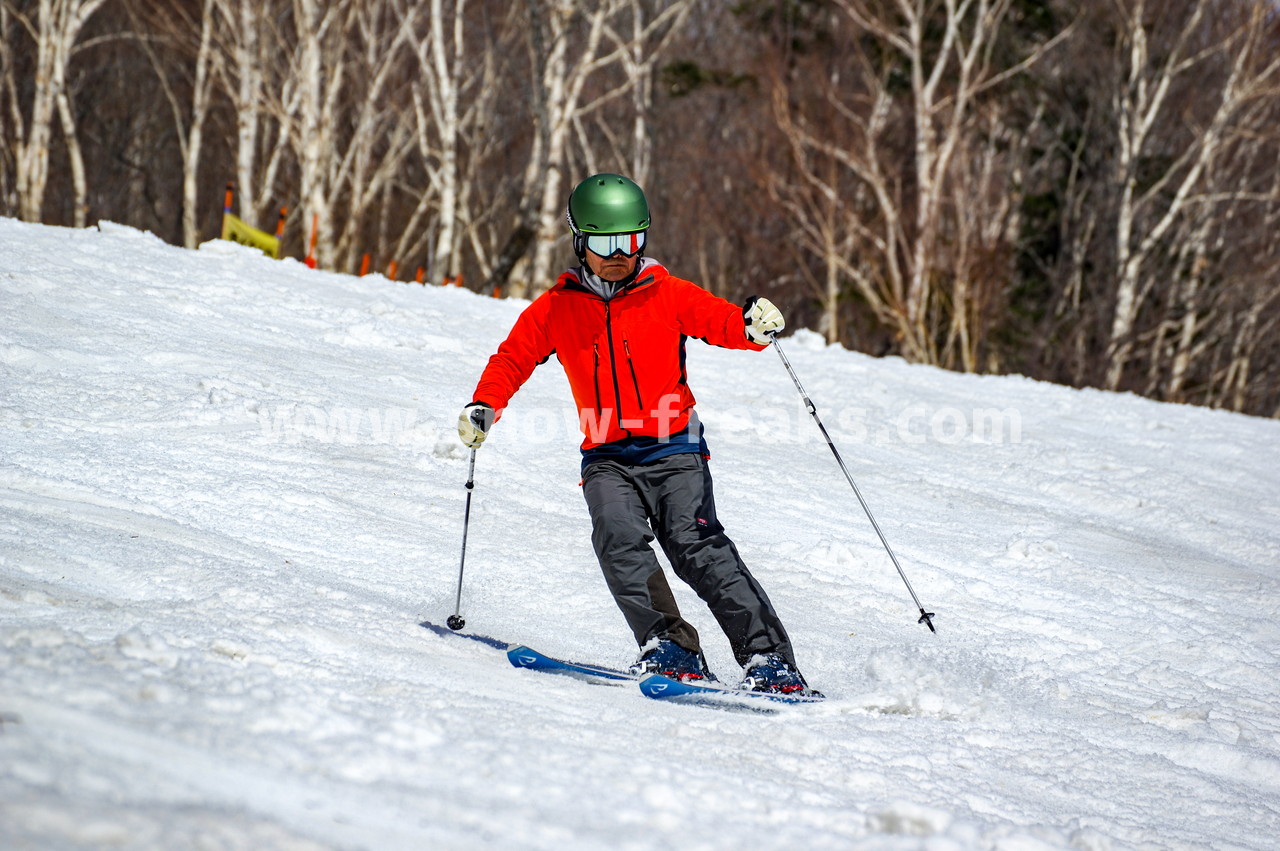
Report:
630,639,714,682
740,652,821,697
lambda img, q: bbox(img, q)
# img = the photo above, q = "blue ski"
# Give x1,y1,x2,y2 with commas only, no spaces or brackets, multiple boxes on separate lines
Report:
638,673,825,710
420,621,636,684
506,645,637,683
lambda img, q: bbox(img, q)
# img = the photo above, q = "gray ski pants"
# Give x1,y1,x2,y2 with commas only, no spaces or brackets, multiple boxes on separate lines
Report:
582,452,796,667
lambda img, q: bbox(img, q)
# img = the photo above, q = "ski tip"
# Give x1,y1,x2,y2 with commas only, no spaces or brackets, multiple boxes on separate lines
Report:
506,646,543,669
419,620,510,651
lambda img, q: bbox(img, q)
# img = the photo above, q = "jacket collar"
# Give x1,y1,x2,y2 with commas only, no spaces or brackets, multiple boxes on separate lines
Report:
558,258,662,299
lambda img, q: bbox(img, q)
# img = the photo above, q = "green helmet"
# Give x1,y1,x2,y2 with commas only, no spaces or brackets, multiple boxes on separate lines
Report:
566,174,651,235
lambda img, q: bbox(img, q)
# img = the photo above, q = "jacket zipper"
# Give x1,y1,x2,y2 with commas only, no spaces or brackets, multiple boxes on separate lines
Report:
603,302,631,437
623,340,643,409
592,342,602,417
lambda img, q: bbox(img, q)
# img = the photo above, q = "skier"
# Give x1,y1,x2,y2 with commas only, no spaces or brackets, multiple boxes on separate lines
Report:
458,173,816,695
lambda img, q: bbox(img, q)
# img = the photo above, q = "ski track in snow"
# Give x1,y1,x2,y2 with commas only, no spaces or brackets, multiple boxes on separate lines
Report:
2,218,1279,849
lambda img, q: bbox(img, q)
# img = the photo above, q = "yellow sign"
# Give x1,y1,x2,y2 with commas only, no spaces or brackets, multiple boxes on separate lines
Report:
221,213,280,259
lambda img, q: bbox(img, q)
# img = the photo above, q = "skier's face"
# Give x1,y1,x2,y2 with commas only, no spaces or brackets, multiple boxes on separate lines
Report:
586,248,638,282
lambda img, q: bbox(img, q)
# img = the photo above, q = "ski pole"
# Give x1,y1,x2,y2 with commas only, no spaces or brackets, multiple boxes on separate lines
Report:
770,335,937,634
447,448,477,631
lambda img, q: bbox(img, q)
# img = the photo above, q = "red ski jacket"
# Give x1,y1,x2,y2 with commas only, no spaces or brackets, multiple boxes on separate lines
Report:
471,259,765,450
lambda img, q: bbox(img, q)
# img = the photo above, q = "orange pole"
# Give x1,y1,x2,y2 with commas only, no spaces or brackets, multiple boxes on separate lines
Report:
387,260,398,281
275,207,287,237
305,214,318,268
223,182,234,214
359,253,371,276
415,266,425,284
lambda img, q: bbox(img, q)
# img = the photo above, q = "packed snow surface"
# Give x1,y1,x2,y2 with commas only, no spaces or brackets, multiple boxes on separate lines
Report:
3,218,1279,850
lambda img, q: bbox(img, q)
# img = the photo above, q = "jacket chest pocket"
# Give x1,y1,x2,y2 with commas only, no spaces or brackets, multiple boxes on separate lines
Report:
591,333,642,417
621,339,643,409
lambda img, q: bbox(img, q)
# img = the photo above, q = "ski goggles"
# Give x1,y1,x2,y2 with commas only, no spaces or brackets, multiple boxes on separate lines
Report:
583,230,646,258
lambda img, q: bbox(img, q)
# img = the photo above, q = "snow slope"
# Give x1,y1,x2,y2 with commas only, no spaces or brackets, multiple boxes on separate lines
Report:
2,218,1279,850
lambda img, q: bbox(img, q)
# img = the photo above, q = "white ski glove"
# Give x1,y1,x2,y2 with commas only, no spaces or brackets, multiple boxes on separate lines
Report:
744,296,785,345
457,402,496,448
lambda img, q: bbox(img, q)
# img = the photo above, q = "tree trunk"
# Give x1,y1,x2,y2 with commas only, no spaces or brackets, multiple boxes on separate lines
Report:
55,85,87,227
12,0,108,224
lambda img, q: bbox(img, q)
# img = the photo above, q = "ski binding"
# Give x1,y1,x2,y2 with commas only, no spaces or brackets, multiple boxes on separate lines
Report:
639,673,825,710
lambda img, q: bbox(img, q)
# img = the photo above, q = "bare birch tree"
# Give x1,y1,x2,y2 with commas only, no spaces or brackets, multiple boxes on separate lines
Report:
328,1,419,269
516,0,625,298
0,2,16,210
766,126,855,345
511,0,691,297
767,0,1065,364
398,0,498,285
594,0,691,188
287,0,342,269
211,0,292,230
1103,0,1280,391
3,0,109,224
417,0,465,285
273,0,421,271
836,0,1056,364
125,0,220,247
